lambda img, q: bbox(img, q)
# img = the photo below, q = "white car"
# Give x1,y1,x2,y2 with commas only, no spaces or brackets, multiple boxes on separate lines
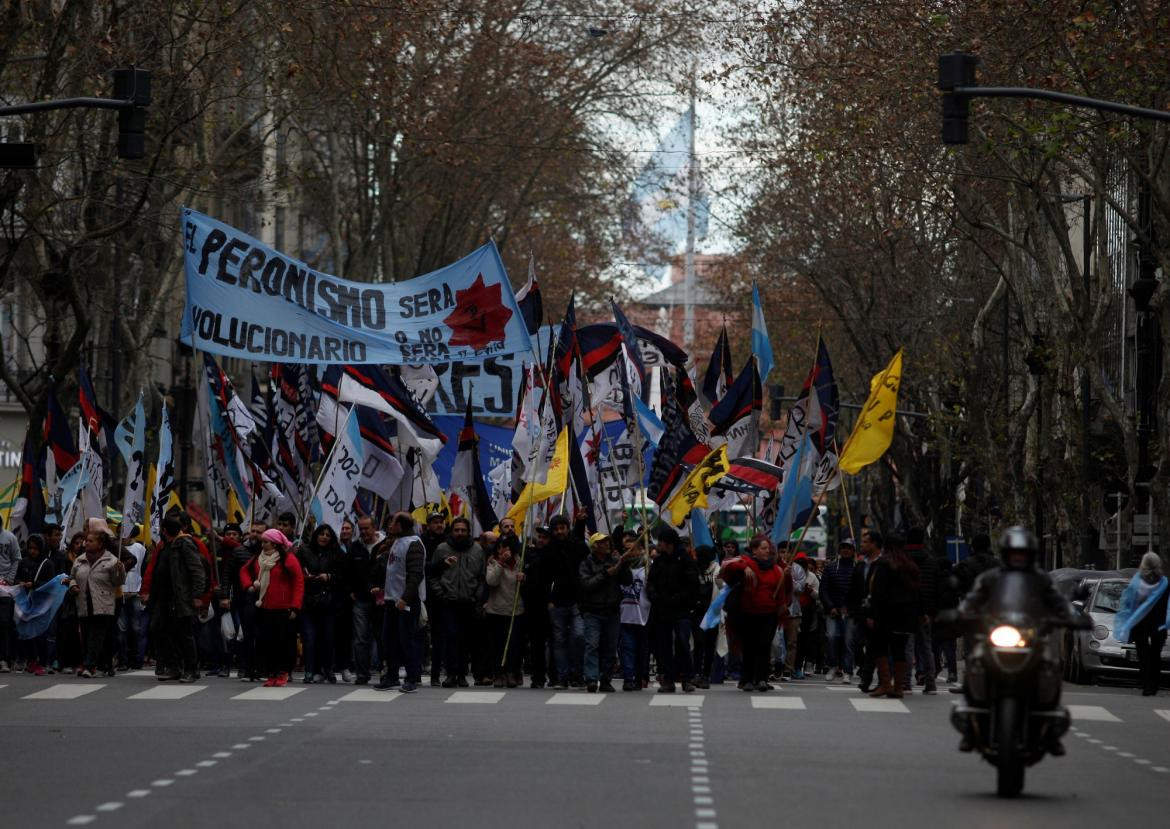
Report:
1062,576,1170,684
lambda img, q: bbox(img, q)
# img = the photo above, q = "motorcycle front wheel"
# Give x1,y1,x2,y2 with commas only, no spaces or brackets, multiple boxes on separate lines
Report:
995,697,1025,798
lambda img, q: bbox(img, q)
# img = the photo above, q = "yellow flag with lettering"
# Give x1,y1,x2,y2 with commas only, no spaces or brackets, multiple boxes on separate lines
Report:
665,444,730,527
506,427,570,527
838,349,903,475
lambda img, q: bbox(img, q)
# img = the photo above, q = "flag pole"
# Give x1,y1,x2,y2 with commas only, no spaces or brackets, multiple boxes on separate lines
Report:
833,438,857,542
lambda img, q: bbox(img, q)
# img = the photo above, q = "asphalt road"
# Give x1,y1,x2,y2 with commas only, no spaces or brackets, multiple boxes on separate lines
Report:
2,671,1168,828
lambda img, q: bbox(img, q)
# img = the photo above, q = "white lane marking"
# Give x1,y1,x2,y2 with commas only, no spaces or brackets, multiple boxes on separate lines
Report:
231,744,251,750
689,743,705,749
303,712,318,717
231,687,304,701
751,696,807,710
1153,767,1169,773
694,796,714,805
697,823,719,829
692,776,710,784
95,802,123,812
1068,705,1121,722
650,695,705,707
1102,745,1118,751
317,706,332,711
1087,739,1103,744
24,683,104,700
126,790,150,798
1156,710,1170,723
691,758,709,766
696,809,717,818
338,689,400,702
290,717,305,722
196,760,217,767
690,750,706,757
850,698,909,713
1118,752,1135,758
692,786,711,794
248,736,265,742
546,693,604,705
127,685,207,700
265,728,282,733
445,691,505,704
1135,759,1152,765
65,817,94,826
151,780,173,787
213,752,232,759
174,769,197,776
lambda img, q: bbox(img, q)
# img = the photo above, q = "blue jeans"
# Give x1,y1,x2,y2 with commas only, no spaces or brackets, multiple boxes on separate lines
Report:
117,596,149,668
825,614,856,674
302,609,336,677
382,603,423,683
548,605,584,682
352,602,375,681
581,610,619,684
620,624,649,683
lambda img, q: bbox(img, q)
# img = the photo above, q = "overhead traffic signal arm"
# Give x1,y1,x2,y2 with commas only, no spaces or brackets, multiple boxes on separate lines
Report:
0,67,151,164
937,52,1170,145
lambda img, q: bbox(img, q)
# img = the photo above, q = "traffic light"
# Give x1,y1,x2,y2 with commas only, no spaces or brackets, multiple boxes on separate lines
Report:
111,67,151,160
937,52,977,145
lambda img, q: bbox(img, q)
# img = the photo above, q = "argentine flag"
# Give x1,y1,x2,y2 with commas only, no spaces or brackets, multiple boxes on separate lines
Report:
751,281,773,385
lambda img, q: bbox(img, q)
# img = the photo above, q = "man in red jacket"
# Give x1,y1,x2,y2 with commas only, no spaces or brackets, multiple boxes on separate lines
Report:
721,535,785,692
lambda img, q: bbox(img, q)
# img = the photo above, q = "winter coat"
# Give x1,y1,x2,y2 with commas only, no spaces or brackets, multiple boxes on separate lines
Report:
485,558,524,616
906,544,940,618
646,550,699,621
239,553,305,610
868,557,919,632
71,551,125,617
578,553,632,615
299,541,343,612
720,555,784,615
1109,574,1170,644
16,552,57,589
345,540,379,605
544,537,590,608
847,556,878,617
0,528,20,582
430,541,486,604
819,557,855,613
149,536,208,619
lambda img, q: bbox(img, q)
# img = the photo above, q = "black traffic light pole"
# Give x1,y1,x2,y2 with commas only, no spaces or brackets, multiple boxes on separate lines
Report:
938,52,1170,145
0,67,150,165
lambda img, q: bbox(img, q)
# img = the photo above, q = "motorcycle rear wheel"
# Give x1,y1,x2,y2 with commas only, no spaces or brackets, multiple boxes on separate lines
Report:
996,697,1026,798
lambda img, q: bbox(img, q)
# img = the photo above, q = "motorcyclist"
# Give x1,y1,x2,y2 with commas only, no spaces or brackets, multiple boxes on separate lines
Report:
954,526,1080,756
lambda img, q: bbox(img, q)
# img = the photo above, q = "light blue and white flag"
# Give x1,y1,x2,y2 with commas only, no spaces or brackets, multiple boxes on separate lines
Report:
0,575,71,640
116,394,147,536
310,407,365,531
152,405,176,538
633,395,666,449
751,281,773,386
770,431,815,545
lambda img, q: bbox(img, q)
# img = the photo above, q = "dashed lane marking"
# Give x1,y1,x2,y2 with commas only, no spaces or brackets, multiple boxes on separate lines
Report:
850,698,910,713
231,687,304,701
445,691,505,704
546,693,604,705
1068,705,1121,722
649,695,705,708
338,689,401,702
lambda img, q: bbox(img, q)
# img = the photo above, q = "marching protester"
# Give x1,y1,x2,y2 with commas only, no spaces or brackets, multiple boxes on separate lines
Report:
484,533,525,688
647,527,699,693
865,534,920,699
428,517,486,688
905,528,939,695
347,515,380,686
522,525,553,689
545,514,588,689
239,528,304,687
300,523,343,684
820,537,856,683
851,530,882,692
69,529,127,678
578,531,634,693
692,544,721,688
15,534,56,675
420,510,449,683
117,527,149,673
721,535,784,692
619,533,652,692
146,517,208,682
376,513,427,692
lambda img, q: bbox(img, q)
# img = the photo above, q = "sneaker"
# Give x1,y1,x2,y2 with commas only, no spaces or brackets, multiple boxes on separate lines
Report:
841,673,853,684
0,661,9,673
682,681,696,693
78,668,94,678
274,672,289,687
33,665,46,677
103,668,116,677
657,682,676,693
342,669,356,684
792,670,805,680
302,675,315,684
600,682,616,693
312,673,327,684
441,678,457,689
947,672,958,685
262,677,278,687
431,676,443,687
374,677,400,691
587,682,598,693
217,666,232,678
622,680,636,691
755,681,771,692
556,679,569,690
400,681,417,693
530,679,546,689
179,673,199,684
456,677,469,688
355,677,370,686
741,682,754,692
157,673,181,682
325,673,337,684
117,664,130,673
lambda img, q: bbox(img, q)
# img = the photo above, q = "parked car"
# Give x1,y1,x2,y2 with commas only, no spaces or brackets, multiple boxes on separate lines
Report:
1058,571,1170,684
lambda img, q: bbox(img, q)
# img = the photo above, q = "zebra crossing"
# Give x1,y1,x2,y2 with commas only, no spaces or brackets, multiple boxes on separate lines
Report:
2,678,1165,723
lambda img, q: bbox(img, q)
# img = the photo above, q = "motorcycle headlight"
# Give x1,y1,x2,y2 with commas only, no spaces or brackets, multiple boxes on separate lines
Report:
1091,625,1109,641
990,625,1025,648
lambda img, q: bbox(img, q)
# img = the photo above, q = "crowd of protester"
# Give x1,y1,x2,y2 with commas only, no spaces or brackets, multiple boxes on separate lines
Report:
0,509,997,697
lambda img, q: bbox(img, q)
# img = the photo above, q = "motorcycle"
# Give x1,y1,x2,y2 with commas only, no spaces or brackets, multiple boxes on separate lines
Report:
943,570,1092,798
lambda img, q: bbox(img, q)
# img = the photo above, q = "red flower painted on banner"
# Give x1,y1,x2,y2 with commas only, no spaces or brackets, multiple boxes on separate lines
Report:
443,274,513,350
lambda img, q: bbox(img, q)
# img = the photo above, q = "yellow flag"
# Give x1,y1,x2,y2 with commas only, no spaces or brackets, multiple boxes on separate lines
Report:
0,477,18,526
143,464,157,547
838,349,903,475
665,445,730,527
227,488,246,525
506,427,571,527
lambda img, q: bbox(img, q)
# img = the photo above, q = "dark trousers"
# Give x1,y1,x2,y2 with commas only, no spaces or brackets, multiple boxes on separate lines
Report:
620,624,650,683
526,605,550,683
352,601,375,681
487,613,523,674
234,601,260,678
425,597,446,679
853,619,874,687
1134,629,1167,695
382,603,423,683
694,624,718,682
117,596,149,669
740,612,779,686
334,598,353,672
56,609,82,670
301,608,336,677
257,608,296,677
80,615,115,671
441,600,478,680
653,617,693,683
0,596,15,663
153,614,199,676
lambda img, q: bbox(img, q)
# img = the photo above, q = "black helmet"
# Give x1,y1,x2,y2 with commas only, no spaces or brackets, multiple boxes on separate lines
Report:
998,526,1038,569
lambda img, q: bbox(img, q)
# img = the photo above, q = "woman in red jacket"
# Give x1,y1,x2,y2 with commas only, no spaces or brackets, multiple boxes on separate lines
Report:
720,535,784,692
239,529,304,687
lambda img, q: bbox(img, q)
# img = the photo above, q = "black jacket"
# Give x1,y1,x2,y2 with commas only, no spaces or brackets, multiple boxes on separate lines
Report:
544,537,589,608
578,553,632,614
149,536,208,620
646,551,699,621
346,540,378,604
846,556,876,617
16,553,57,588
868,557,919,631
906,544,940,618
222,538,260,607
299,541,342,611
